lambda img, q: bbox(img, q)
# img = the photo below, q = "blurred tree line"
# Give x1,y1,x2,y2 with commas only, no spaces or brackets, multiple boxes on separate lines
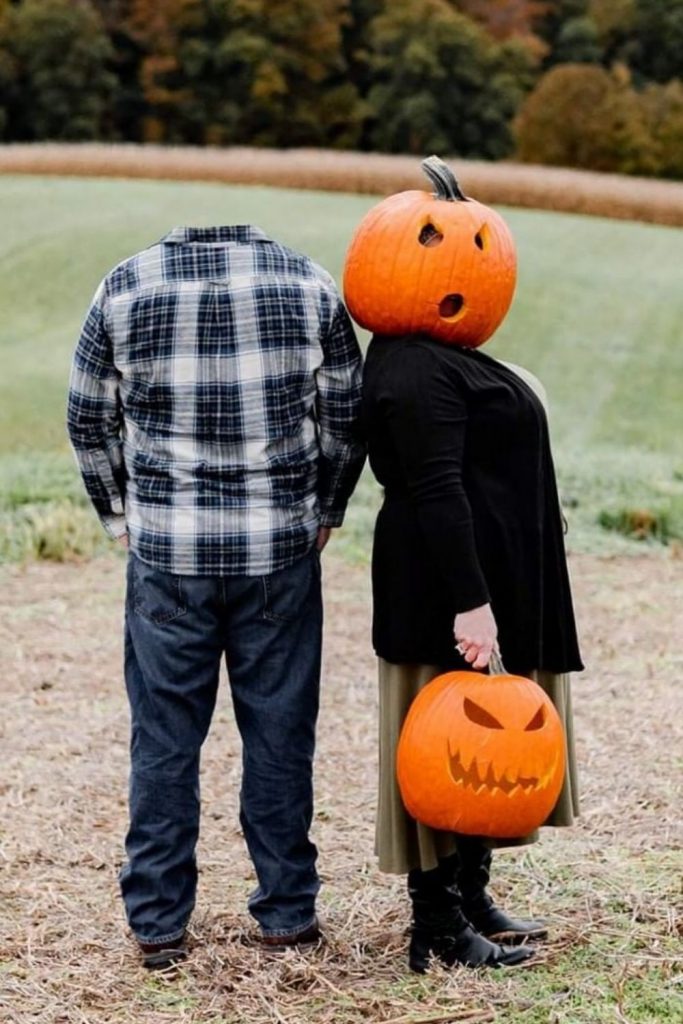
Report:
1,0,683,178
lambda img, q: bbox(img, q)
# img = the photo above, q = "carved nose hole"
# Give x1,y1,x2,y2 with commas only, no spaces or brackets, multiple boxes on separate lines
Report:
419,222,443,247
439,293,464,318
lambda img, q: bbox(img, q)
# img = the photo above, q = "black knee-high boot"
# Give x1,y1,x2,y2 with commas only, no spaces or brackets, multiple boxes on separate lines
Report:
407,863,535,973
450,837,548,942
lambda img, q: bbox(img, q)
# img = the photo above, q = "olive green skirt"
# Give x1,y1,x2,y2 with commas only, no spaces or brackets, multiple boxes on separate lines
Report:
376,660,580,874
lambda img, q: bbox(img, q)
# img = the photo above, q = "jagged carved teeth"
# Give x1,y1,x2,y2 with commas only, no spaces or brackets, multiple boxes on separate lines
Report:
447,745,539,795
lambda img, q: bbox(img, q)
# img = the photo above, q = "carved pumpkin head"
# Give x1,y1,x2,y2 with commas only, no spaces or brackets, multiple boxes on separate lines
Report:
343,156,517,348
396,670,566,838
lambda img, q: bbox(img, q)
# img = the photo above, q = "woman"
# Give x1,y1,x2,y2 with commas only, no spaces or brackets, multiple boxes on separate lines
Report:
350,160,583,973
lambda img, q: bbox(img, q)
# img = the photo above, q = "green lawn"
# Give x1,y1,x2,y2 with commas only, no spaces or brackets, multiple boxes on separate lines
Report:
1,174,683,561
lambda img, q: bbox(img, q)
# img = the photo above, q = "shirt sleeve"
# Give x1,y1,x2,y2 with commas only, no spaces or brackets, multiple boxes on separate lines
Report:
382,346,490,614
66,286,127,539
315,300,366,527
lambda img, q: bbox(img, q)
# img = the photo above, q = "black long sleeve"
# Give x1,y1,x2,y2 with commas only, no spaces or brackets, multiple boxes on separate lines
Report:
376,344,490,613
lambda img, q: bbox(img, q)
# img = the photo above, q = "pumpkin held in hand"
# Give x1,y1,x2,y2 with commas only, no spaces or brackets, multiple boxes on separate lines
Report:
396,669,566,838
343,155,517,348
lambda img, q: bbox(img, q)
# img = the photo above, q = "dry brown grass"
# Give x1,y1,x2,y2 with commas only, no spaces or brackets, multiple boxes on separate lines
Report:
0,551,681,1023
2,144,683,227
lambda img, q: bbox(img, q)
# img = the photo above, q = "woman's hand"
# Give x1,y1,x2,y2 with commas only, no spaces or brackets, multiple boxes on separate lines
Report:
454,603,498,670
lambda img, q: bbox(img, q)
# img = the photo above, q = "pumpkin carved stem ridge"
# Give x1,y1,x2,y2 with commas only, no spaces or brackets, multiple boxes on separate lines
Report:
422,155,467,203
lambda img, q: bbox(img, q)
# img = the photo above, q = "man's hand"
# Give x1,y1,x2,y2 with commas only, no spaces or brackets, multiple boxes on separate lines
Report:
118,535,129,550
316,527,332,552
454,603,498,671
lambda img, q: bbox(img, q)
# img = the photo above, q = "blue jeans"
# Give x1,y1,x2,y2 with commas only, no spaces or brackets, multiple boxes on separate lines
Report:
119,548,323,943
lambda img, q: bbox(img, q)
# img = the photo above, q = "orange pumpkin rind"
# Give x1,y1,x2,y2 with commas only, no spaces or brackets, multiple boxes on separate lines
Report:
396,670,566,839
343,155,517,348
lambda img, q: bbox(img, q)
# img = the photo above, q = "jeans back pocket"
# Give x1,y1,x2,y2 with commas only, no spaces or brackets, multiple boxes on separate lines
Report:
130,555,187,625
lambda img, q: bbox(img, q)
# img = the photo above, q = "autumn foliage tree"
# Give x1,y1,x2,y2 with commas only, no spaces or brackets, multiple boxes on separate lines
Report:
455,0,549,43
641,79,683,179
126,0,365,147
515,63,655,174
0,0,683,179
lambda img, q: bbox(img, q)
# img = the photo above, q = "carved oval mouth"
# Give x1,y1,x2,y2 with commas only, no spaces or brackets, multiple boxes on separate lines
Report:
439,293,465,320
447,745,539,795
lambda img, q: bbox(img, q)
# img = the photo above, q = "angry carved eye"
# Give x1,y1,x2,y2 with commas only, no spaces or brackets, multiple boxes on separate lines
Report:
525,705,546,731
464,697,503,730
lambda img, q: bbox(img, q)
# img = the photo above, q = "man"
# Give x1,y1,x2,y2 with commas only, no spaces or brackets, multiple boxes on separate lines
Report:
67,225,365,969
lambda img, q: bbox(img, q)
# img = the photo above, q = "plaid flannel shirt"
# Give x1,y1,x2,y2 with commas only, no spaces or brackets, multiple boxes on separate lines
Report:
67,226,365,576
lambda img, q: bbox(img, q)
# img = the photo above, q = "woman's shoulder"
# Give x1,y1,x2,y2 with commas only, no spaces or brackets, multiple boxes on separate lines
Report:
495,359,549,413
365,335,467,405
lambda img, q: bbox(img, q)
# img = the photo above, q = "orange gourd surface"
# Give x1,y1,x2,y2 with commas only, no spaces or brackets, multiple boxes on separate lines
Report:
343,156,517,348
396,670,566,838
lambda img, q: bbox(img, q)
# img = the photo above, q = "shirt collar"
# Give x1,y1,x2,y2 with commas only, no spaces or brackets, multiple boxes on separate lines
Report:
161,225,272,245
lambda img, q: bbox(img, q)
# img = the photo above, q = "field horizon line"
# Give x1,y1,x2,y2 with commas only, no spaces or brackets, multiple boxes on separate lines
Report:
2,142,683,228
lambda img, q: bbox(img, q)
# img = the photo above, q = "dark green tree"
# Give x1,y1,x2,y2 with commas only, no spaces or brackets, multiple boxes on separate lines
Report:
535,0,589,43
588,0,638,67
0,0,16,139
90,0,146,140
366,0,535,158
631,0,683,84
341,0,383,100
0,0,115,141
552,15,602,63
535,0,603,66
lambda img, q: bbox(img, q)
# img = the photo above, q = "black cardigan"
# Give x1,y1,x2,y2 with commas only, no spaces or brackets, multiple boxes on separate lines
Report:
361,334,583,675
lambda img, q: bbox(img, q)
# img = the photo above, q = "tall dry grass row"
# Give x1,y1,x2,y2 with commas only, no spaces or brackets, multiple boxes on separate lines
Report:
2,143,683,226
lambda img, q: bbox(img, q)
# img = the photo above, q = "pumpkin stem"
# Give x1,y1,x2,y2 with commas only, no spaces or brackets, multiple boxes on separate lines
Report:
422,155,467,202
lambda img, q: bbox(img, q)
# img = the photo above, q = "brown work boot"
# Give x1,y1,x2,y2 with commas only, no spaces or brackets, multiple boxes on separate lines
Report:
137,934,188,970
260,917,322,951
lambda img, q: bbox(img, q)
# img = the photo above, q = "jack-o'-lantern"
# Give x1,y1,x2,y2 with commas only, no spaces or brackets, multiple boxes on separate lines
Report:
396,668,566,838
343,155,516,348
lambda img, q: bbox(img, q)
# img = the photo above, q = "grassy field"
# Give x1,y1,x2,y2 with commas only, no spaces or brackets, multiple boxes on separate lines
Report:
1,174,683,563
1,175,681,1022
1,552,681,1024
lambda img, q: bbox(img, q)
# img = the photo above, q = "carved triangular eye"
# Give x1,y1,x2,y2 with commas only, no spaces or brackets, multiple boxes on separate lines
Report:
419,221,443,247
474,223,490,251
464,697,503,729
525,705,546,731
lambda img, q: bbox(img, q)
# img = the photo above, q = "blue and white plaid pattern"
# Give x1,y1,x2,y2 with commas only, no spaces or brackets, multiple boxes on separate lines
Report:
67,226,365,576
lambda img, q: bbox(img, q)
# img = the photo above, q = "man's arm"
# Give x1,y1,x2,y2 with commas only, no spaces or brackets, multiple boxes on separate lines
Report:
67,286,127,540
315,300,366,529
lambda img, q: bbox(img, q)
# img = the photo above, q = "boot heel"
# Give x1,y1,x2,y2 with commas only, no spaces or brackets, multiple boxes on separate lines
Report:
408,927,433,973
